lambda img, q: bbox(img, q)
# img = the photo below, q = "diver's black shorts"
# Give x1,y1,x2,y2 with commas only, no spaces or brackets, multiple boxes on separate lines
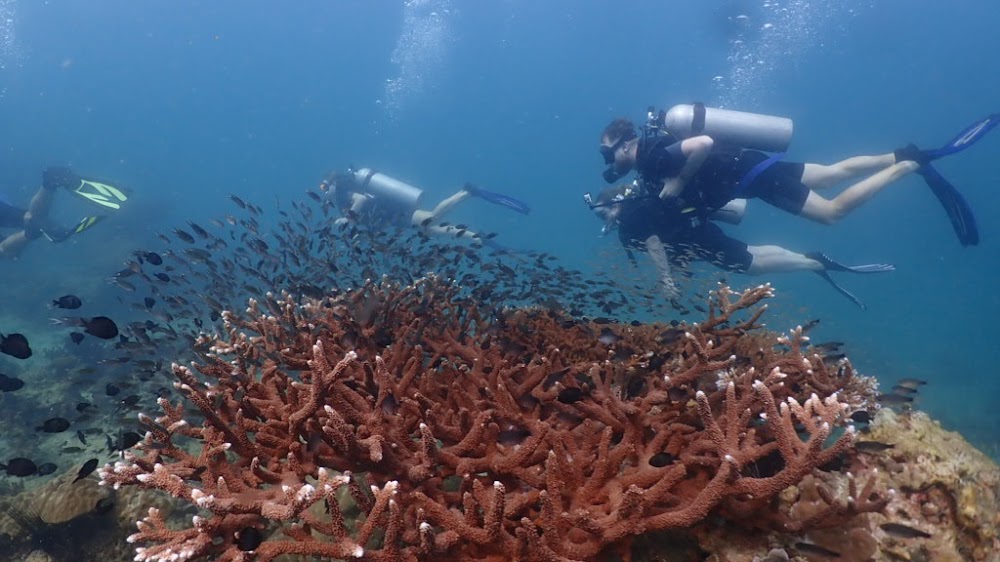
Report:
669,221,753,273
0,202,25,229
740,151,809,214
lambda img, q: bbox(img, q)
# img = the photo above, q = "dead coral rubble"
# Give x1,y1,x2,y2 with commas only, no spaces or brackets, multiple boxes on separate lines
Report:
100,278,886,562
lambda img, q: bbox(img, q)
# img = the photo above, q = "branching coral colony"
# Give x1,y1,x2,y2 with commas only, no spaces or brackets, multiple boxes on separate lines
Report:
100,277,888,562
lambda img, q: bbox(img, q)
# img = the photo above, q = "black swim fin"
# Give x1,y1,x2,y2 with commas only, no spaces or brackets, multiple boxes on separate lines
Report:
805,252,896,274
894,115,990,245
464,183,531,215
804,252,898,310
40,216,105,243
918,164,979,246
812,270,868,310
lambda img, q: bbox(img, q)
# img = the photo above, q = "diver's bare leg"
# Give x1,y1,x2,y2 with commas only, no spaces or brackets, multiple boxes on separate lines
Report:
800,154,896,190
746,245,822,274
410,190,472,227
0,231,30,259
797,161,919,224
22,184,55,233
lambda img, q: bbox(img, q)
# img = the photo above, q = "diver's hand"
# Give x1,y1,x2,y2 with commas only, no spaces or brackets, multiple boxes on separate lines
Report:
659,177,683,199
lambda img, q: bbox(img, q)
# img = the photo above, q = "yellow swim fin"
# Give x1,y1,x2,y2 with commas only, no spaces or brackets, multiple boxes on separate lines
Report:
71,180,128,210
40,216,104,243
72,215,105,235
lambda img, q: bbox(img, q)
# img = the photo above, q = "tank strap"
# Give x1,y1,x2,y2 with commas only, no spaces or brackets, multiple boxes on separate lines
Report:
358,168,378,191
733,152,785,196
691,103,707,134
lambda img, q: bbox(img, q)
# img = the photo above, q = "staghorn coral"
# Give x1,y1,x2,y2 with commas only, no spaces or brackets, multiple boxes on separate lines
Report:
100,277,886,562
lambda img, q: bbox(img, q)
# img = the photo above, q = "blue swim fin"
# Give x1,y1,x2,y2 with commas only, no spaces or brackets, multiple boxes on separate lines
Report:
918,164,979,246
924,113,999,160
464,183,531,215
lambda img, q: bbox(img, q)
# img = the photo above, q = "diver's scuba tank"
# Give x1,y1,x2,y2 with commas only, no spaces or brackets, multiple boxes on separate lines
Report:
350,168,424,211
662,103,793,153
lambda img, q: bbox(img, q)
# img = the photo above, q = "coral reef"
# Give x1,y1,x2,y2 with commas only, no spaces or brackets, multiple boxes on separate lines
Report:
99,277,891,562
667,408,1000,562
0,461,183,562
864,409,1000,561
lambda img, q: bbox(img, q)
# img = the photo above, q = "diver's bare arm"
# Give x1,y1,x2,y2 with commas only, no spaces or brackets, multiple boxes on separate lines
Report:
644,234,680,300
660,135,714,199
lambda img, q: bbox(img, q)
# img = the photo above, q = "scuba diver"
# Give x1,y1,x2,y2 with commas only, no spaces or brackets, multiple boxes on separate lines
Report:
319,167,530,239
586,182,894,309
0,167,127,259
600,104,997,246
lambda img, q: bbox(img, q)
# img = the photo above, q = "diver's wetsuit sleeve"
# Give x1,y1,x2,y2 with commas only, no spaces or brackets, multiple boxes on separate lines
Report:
637,138,686,185
0,201,27,228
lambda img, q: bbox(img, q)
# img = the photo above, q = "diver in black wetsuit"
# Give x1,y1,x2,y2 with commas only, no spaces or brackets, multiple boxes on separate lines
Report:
600,117,920,226
0,168,110,259
587,182,895,309
599,108,996,245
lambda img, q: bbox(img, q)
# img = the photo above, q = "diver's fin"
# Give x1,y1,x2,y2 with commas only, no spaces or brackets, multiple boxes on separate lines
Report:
805,252,895,274
464,183,531,215
924,113,999,160
40,216,104,243
918,164,980,246
69,179,128,210
812,269,867,310
72,215,105,235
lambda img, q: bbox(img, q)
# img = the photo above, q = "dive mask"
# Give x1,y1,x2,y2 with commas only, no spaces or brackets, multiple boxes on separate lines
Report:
599,134,635,184
602,166,626,184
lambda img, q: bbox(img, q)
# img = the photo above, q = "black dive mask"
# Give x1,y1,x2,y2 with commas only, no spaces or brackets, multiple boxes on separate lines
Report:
599,134,635,184
602,166,625,184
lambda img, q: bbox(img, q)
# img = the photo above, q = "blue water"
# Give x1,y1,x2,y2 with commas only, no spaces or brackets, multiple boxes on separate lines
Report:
1,0,998,454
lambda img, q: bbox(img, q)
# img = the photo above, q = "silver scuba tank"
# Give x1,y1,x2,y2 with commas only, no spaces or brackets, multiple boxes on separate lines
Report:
351,168,423,211
663,104,793,153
